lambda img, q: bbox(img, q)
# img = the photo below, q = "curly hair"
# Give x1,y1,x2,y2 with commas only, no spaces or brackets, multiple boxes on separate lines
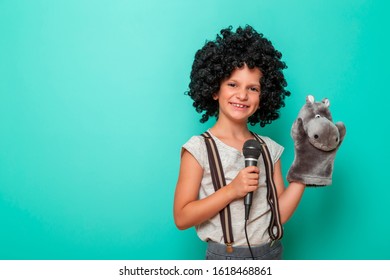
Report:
187,25,290,127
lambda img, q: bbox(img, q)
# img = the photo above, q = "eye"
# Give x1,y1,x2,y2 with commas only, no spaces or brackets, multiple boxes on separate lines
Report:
227,82,236,88
315,114,321,118
249,87,260,92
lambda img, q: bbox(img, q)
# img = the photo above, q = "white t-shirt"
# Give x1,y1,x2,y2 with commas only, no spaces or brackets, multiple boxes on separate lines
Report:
182,130,284,246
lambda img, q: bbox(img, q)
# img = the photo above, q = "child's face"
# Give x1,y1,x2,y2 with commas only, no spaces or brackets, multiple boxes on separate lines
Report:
214,64,262,124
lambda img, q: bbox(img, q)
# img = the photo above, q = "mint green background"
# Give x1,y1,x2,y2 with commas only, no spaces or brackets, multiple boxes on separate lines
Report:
1,0,389,260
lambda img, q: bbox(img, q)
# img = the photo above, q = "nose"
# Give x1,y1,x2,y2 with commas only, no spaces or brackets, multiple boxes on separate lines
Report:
236,88,248,100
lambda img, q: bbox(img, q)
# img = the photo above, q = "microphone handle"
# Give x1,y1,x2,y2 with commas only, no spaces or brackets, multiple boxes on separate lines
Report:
244,158,258,220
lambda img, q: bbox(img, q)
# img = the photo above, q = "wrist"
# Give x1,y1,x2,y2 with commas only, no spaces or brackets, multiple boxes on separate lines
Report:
224,184,237,202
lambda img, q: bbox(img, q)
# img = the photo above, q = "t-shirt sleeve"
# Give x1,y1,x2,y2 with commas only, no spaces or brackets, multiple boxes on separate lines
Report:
261,136,284,164
182,136,207,168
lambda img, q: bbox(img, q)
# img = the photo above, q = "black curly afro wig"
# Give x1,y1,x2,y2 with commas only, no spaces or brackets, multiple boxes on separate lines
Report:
188,25,290,127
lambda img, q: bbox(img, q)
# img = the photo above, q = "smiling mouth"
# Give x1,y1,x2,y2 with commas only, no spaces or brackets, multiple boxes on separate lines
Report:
230,102,249,108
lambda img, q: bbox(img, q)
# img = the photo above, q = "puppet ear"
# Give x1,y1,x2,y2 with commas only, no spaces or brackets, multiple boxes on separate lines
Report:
322,98,330,107
306,95,315,104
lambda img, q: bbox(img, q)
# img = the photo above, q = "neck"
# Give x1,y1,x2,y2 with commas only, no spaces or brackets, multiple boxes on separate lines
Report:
210,118,252,140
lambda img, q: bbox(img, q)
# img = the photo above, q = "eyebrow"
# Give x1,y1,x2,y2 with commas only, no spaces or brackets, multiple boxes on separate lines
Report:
226,79,260,86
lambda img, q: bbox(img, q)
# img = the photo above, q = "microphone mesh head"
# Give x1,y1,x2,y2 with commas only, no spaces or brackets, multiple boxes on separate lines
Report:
243,139,262,159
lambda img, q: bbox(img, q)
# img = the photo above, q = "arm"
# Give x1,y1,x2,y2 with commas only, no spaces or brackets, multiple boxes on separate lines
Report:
173,149,259,230
273,160,305,224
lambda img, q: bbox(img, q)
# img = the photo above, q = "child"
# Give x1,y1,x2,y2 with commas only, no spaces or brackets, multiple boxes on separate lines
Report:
174,25,305,260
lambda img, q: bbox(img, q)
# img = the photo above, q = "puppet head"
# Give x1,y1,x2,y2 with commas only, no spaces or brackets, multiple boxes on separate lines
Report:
298,95,341,151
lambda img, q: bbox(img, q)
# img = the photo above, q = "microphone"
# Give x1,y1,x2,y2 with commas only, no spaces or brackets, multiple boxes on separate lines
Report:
242,139,262,220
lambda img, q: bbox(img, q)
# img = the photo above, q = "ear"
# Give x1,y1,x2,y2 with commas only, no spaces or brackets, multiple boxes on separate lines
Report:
306,95,315,104
212,93,219,100
322,98,330,107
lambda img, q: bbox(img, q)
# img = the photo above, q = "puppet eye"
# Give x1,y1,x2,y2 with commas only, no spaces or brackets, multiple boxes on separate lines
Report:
315,114,321,118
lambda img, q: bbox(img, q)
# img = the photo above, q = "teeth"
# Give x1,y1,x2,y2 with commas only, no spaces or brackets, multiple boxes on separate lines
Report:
231,103,248,108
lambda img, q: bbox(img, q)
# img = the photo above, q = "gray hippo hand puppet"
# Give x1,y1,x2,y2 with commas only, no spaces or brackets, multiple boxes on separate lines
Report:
287,95,346,186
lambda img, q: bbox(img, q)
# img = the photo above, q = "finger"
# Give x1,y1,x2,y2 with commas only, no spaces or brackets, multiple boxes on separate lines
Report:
245,166,259,173
247,182,259,191
246,173,259,180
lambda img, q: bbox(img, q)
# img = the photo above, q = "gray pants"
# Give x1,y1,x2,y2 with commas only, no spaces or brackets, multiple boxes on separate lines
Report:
206,240,283,260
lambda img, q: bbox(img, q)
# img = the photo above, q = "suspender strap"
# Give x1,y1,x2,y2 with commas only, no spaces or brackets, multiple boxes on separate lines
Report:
251,132,284,240
201,132,234,252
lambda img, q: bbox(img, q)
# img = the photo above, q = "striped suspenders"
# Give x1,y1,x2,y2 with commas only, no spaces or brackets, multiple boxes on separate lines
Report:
202,131,235,253
201,131,283,252
251,132,284,242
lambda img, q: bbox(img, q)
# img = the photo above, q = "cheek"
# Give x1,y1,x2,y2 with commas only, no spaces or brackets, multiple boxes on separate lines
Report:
255,96,261,108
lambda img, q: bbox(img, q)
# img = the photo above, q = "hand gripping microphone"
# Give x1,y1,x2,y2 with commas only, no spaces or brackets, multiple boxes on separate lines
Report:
242,139,262,220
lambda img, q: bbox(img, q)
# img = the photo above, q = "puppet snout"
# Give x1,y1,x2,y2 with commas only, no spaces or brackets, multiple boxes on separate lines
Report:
307,118,340,151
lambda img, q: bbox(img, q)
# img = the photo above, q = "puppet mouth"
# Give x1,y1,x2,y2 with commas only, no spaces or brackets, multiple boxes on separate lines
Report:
308,138,338,151
230,102,249,108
